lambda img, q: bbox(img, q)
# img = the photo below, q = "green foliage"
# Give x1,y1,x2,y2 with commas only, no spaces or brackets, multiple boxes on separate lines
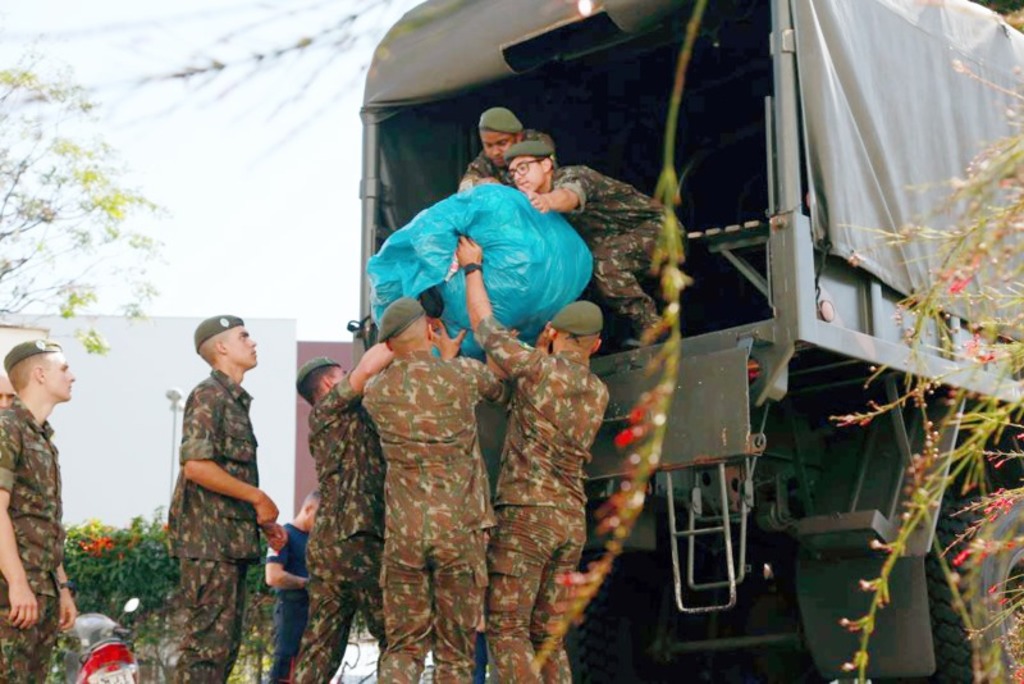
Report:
0,61,160,349
64,515,178,617
977,0,1024,14
55,513,276,682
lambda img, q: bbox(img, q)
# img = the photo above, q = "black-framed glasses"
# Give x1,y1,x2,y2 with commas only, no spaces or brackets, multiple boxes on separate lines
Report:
509,158,543,178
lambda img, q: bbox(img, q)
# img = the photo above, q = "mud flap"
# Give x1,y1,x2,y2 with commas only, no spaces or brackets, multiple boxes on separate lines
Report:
796,554,935,678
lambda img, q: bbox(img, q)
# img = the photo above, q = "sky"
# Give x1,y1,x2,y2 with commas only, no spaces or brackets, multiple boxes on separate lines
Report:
0,0,419,341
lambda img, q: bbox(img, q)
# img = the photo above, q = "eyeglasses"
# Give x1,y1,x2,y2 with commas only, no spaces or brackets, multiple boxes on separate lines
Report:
509,158,544,178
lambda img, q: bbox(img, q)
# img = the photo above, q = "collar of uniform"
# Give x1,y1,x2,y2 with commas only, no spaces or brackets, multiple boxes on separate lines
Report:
395,349,437,361
7,396,54,440
211,369,253,408
554,349,588,366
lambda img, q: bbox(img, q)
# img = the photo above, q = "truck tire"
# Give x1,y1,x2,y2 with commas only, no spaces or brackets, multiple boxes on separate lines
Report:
974,498,1024,680
570,555,638,684
926,495,974,684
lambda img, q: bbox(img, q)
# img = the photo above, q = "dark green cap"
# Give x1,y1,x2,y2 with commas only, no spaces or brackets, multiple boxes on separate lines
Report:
550,301,603,336
4,339,63,375
504,139,555,163
479,107,523,133
296,357,341,391
194,315,245,353
378,297,426,342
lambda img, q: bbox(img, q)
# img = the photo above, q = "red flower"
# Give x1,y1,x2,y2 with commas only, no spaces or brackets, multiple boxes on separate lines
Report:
948,275,973,294
952,549,972,568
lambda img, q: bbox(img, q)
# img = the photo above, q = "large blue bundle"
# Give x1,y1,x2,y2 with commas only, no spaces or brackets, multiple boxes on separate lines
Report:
367,184,593,357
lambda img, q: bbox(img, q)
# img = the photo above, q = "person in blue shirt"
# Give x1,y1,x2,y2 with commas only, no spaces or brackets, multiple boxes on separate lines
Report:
265,490,319,683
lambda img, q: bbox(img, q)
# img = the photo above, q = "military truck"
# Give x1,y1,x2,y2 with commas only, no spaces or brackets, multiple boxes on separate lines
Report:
356,0,1024,680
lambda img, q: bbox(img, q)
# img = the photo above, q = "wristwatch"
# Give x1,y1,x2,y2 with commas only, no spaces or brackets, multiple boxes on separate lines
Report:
463,263,483,275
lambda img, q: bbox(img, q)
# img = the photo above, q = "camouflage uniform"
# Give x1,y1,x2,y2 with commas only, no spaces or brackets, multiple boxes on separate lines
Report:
0,397,65,683
459,129,555,191
554,165,663,335
294,376,387,684
169,370,261,684
362,351,505,684
476,317,609,683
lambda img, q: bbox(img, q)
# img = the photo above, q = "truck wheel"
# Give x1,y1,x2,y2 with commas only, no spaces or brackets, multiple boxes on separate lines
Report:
570,555,637,684
926,495,1024,682
974,498,1024,680
926,496,974,684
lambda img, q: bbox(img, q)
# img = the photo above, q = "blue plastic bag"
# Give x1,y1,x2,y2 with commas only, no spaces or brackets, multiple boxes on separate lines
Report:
367,184,593,357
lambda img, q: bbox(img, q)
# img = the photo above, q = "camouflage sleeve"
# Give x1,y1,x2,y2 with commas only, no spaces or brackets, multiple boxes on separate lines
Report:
476,316,541,381
0,421,19,492
553,165,597,212
179,386,219,463
311,375,360,425
459,152,495,192
458,357,507,403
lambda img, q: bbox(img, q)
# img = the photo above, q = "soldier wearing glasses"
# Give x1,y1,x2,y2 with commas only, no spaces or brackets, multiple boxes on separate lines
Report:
504,139,662,341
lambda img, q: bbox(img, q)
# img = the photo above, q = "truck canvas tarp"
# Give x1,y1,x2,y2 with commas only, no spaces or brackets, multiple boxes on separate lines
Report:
795,0,1024,303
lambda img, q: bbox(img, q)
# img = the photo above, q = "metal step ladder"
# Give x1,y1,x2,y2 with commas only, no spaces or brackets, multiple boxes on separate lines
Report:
665,459,754,613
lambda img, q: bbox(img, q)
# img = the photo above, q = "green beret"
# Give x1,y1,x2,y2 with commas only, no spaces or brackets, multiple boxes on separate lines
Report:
504,139,555,163
550,301,603,337
194,315,245,353
296,357,341,391
378,297,425,342
479,107,523,134
4,339,63,375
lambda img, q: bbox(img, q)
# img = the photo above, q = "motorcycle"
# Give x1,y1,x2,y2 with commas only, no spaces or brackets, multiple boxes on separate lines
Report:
64,597,140,684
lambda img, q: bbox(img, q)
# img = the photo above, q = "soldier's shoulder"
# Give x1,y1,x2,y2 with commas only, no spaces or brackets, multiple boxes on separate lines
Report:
189,376,225,402
0,410,20,429
451,356,487,374
0,411,25,444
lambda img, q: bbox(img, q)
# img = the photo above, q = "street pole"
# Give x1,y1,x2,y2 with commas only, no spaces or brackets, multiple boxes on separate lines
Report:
166,388,183,506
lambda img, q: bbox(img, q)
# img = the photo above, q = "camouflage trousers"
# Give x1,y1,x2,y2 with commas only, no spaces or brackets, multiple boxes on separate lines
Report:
174,559,249,684
0,593,58,683
487,506,585,684
379,528,488,684
294,535,386,684
590,226,661,336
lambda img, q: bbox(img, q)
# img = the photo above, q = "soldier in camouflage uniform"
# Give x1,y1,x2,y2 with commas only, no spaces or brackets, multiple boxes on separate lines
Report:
169,315,287,683
457,238,610,683
292,346,393,684
505,139,662,339
0,374,14,410
362,297,506,684
0,341,79,683
459,106,555,192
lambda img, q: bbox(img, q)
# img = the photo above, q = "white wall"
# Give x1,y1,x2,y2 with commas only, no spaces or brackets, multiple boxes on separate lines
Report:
10,315,297,527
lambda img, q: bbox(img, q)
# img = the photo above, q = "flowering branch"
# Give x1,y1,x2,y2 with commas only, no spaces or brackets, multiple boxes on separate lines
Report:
533,0,706,669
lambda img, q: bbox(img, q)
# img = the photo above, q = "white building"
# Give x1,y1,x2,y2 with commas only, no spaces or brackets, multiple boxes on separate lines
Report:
3,314,297,526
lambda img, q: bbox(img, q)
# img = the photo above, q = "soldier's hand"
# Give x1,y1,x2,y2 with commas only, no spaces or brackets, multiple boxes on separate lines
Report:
535,324,555,355
8,581,38,629
456,236,483,267
58,587,78,631
252,490,279,526
262,523,288,552
433,323,467,360
527,191,551,213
